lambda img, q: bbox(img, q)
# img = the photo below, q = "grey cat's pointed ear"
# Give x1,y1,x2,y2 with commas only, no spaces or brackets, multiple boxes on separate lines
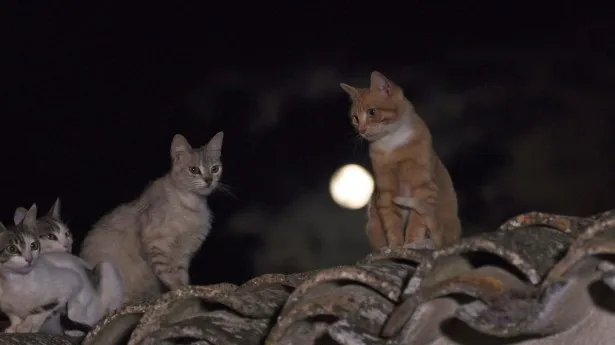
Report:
207,131,224,152
370,70,400,98
22,203,38,229
0,222,7,232
13,207,28,225
171,134,191,160
340,83,359,100
47,197,61,220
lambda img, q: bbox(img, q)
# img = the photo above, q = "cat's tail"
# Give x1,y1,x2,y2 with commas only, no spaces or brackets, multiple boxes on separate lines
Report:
91,261,125,315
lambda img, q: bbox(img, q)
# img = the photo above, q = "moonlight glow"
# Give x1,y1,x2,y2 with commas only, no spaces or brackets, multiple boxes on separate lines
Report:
329,164,374,209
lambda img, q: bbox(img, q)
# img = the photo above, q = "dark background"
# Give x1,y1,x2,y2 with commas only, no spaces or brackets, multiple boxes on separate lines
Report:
3,3,615,285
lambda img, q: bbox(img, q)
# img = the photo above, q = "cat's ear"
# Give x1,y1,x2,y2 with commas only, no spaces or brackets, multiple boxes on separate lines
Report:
22,203,38,229
206,131,224,152
370,71,402,99
340,83,359,100
13,207,28,225
0,222,7,232
170,134,192,161
47,197,61,220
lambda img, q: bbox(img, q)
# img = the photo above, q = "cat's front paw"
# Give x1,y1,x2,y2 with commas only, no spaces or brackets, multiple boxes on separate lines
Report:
12,321,33,333
65,330,86,337
404,238,435,250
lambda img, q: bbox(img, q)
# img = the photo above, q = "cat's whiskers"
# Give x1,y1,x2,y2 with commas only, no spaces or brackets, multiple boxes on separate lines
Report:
216,182,238,200
351,133,366,156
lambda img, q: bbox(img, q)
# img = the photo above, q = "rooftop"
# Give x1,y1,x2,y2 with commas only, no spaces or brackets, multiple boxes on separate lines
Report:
2,209,615,345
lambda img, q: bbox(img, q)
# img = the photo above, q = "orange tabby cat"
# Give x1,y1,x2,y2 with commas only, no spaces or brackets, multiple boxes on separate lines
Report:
340,71,461,249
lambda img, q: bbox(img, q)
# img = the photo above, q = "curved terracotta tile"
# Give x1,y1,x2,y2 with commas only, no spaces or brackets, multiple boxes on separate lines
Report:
432,226,572,285
383,266,527,338
545,216,615,284
127,284,238,345
82,304,151,345
280,262,412,315
239,273,299,290
266,284,393,344
457,269,602,338
359,246,432,267
134,312,270,345
496,211,589,237
384,297,459,345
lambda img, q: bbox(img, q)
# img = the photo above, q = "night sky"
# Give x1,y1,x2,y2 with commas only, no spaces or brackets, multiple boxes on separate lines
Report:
3,3,615,285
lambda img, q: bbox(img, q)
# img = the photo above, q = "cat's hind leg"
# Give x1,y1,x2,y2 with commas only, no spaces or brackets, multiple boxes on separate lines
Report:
39,310,64,335
94,261,124,312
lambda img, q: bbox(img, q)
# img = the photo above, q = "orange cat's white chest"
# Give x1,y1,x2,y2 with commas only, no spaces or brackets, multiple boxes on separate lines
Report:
373,124,414,152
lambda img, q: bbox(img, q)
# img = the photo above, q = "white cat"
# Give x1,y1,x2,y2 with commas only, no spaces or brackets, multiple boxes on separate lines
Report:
0,223,82,333
6,205,124,335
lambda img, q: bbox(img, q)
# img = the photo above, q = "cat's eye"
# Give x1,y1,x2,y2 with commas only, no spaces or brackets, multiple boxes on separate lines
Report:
189,166,200,175
30,242,39,251
6,245,18,254
210,165,220,174
65,232,71,237
351,115,359,124
367,108,376,117
42,233,57,241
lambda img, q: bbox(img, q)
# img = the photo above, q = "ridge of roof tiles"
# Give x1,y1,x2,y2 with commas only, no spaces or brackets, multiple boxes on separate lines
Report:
3,209,615,345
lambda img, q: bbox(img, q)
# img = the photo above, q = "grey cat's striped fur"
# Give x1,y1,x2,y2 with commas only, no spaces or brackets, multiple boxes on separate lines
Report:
80,131,224,304
13,198,73,253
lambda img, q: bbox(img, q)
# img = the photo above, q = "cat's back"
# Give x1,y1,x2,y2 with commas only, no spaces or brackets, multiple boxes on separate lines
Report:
80,197,143,250
79,200,145,277
89,200,142,235
41,251,91,273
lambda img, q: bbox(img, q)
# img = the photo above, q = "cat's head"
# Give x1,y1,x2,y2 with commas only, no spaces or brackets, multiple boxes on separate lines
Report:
340,71,412,142
14,199,73,253
169,131,224,196
0,222,41,274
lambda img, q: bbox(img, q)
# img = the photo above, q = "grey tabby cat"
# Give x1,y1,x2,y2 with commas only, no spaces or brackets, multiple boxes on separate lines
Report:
13,198,73,253
80,131,224,304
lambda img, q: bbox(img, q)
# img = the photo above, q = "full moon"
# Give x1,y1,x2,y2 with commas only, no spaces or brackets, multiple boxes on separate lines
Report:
329,164,374,209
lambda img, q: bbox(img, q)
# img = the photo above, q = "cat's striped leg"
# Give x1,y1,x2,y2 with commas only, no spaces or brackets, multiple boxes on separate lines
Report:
145,245,189,290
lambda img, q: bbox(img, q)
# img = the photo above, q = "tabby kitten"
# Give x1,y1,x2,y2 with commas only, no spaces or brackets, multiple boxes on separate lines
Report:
0,223,77,333
80,131,224,304
11,203,123,335
2,207,124,335
340,71,461,249
13,198,73,253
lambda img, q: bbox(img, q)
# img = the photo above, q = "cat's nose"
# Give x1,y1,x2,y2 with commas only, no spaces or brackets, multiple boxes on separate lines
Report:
204,177,213,185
